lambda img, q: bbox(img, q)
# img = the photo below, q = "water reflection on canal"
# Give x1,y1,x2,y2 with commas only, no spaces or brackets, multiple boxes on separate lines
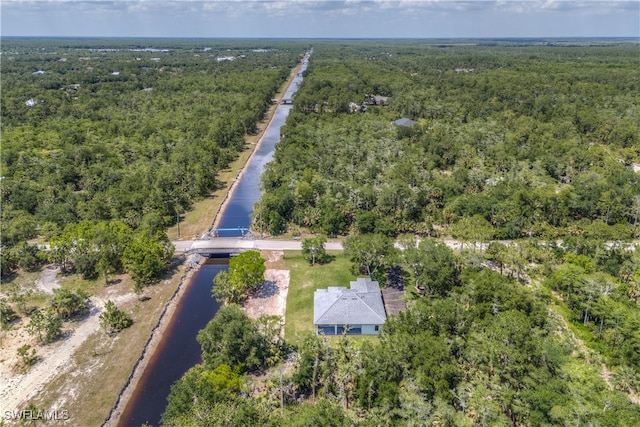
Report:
212,52,308,236
117,259,225,427
215,103,293,236
117,52,309,426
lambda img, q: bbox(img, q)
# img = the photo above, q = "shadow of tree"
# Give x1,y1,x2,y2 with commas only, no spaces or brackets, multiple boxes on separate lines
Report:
253,280,280,299
386,265,405,290
105,278,122,287
310,254,335,266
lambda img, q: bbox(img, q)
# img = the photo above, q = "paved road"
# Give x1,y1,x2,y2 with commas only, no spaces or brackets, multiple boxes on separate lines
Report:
252,240,344,250
172,238,484,254
173,237,640,253
172,239,343,253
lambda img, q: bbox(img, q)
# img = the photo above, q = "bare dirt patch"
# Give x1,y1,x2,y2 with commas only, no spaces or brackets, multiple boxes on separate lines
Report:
264,250,284,265
242,251,293,398
244,269,290,323
242,251,290,336
0,290,135,418
1,266,66,413
0,262,190,426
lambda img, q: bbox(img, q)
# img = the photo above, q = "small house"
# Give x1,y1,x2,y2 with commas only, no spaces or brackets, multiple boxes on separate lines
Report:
314,278,387,335
372,95,389,105
365,94,389,106
394,117,417,127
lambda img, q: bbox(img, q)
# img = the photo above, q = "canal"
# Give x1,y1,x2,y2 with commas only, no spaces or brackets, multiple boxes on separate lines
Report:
116,52,309,427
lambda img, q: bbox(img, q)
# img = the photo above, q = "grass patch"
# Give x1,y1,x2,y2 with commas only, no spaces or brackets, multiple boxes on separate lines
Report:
1,270,41,288
1,270,52,315
58,272,104,296
282,250,356,347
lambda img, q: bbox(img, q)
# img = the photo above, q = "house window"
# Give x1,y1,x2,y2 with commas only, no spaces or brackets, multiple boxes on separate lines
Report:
374,325,379,332
347,325,362,335
317,325,335,335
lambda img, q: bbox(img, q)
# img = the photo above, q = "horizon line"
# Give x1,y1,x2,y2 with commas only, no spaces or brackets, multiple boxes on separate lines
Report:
2,35,639,40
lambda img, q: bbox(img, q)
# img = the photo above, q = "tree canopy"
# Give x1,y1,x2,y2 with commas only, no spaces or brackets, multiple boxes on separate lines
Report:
212,250,266,304
162,40,639,427
255,41,640,240
166,242,640,426
1,38,307,277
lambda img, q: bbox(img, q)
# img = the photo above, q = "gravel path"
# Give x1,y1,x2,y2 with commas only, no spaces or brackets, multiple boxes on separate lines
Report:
35,266,61,294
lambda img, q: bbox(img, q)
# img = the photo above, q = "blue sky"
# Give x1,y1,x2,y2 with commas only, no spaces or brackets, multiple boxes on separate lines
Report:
2,1,639,38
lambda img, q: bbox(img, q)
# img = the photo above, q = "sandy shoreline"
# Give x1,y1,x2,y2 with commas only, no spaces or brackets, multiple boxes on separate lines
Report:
103,58,304,426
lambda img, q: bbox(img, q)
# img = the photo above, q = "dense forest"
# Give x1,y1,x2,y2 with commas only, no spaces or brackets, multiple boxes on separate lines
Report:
0,38,306,278
162,239,640,426
255,41,640,240
2,39,639,426
161,41,640,426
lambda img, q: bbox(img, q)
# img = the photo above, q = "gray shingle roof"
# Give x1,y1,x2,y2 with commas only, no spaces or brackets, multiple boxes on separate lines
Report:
394,117,417,127
314,278,387,325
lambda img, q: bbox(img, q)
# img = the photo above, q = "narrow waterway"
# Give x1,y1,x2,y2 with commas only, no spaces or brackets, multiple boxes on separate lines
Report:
215,103,293,236
215,56,307,236
117,259,225,427
116,52,309,427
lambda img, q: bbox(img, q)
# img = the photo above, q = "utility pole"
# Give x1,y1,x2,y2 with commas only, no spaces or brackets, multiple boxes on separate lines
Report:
175,199,181,239
260,200,264,239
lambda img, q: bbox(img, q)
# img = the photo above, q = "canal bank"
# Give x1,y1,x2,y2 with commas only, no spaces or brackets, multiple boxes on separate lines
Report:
114,258,226,427
105,51,310,427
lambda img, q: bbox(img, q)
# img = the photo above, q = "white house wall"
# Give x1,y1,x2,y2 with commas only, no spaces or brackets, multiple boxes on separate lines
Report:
361,324,380,335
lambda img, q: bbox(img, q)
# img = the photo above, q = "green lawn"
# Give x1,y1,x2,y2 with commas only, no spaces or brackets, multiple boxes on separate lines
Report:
283,250,356,347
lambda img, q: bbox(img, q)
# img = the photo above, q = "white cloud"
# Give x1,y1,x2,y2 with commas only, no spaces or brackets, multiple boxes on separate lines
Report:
1,0,638,37
492,0,637,13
